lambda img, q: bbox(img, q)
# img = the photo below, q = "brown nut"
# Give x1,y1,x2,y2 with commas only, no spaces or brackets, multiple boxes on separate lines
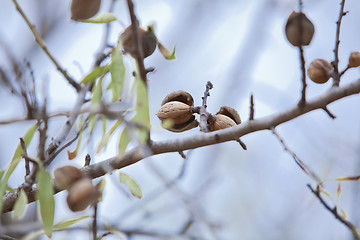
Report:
162,115,199,133
161,91,194,106
54,166,83,190
120,26,157,59
209,114,237,131
348,51,360,68
67,178,100,212
307,59,333,84
285,11,315,47
209,106,241,131
157,101,193,125
70,0,101,21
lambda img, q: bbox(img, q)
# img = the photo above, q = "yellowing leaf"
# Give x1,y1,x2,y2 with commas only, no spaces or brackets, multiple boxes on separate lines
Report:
158,42,176,60
13,189,28,220
340,208,347,220
80,12,117,23
0,123,37,213
119,172,143,199
110,47,126,101
53,216,90,231
36,169,55,238
67,129,83,160
91,77,103,106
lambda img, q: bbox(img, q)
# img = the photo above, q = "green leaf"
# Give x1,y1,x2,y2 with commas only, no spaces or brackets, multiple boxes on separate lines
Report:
158,42,176,60
119,172,143,199
91,77,103,106
118,128,131,157
102,116,107,135
13,189,28,220
21,230,45,240
340,208,347,219
96,120,121,153
132,77,150,144
36,169,55,238
96,178,106,202
110,47,126,101
0,123,37,213
80,12,117,23
80,65,109,84
53,216,90,231
89,115,97,135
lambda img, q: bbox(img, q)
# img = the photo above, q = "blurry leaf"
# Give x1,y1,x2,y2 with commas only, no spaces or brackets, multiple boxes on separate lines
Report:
13,189,28,220
36,169,55,238
81,12,116,23
53,216,90,231
133,77,150,144
119,172,143,199
76,116,85,131
5,185,15,193
91,77,103,106
118,128,131,157
158,42,176,60
89,115,97,135
96,120,121,153
0,170,4,180
340,208,347,220
80,65,109,84
0,123,37,213
21,230,45,240
320,189,331,198
71,0,101,21
102,116,107,135
110,47,126,101
335,175,360,181
67,129,83,160
336,184,342,200
96,178,106,202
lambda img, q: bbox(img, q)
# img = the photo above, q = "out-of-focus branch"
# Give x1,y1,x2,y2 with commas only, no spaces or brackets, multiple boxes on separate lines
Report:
199,81,213,132
307,184,360,240
332,0,347,87
11,0,81,92
2,78,360,213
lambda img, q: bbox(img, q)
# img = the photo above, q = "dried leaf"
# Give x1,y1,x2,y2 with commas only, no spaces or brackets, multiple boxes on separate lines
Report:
71,0,101,21
158,42,176,60
67,130,83,160
335,175,360,181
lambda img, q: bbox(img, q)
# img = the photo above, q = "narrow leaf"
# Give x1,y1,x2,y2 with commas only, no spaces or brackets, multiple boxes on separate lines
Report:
67,129,83,160
110,47,126,101
118,128,131,157
158,42,176,60
53,216,90,231
96,120,121,153
320,189,331,198
80,12,117,23
336,184,342,200
340,208,347,220
132,77,150,144
80,65,109,84
0,124,37,213
91,77,103,106
96,178,106,202
13,189,28,220
335,175,360,181
119,172,143,199
36,169,55,238
21,230,45,240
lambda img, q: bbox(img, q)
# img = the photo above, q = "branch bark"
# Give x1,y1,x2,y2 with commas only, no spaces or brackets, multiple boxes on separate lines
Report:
2,78,360,213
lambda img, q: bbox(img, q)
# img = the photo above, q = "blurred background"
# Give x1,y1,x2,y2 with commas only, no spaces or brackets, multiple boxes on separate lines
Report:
0,0,360,239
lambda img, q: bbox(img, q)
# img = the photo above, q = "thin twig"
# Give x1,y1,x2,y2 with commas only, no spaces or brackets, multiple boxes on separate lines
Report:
236,139,247,150
298,45,307,107
271,128,321,183
249,93,255,120
199,81,213,132
332,0,347,87
339,65,350,78
92,203,98,240
11,0,81,92
322,106,336,119
307,184,360,240
20,138,30,177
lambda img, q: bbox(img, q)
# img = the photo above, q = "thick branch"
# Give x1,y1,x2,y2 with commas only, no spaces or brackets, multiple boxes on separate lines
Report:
2,78,360,213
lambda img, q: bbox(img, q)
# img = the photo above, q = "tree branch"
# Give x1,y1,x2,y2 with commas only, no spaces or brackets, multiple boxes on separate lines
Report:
2,78,360,213
11,0,81,92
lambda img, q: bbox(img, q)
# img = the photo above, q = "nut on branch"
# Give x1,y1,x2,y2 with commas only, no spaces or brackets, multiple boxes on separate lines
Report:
157,91,198,132
348,51,360,68
70,0,101,21
66,178,100,212
208,106,241,131
54,165,83,190
285,11,315,47
120,26,157,59
307,59,333,84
